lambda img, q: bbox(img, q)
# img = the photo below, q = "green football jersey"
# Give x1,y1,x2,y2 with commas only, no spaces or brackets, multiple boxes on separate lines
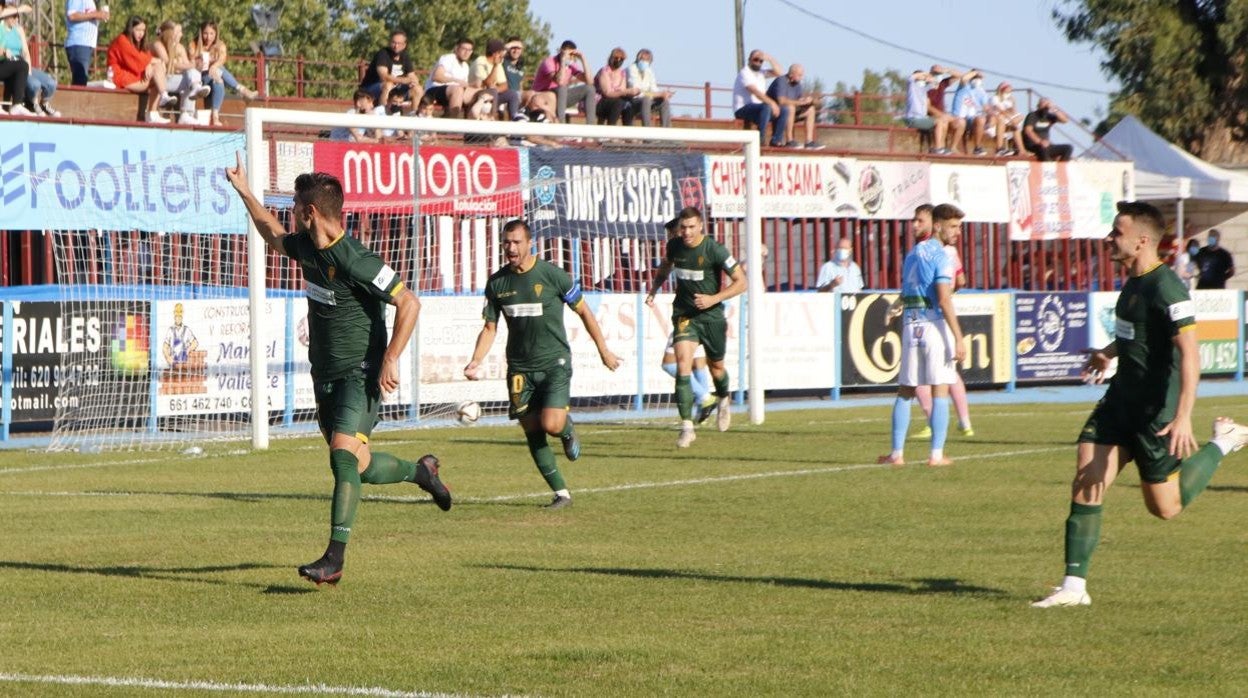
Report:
1110,262,1196,407
665,235,740,319
283,231,405,381
483,258,583,372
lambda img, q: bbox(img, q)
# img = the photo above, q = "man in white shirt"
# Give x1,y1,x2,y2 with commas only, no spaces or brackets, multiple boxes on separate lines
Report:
732,49,785,147
626,48,673,127
815,238,864,292
424,38,478,118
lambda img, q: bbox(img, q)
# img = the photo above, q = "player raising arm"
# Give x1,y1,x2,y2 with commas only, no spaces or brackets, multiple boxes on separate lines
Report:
225,153,451,587
464,219,620,509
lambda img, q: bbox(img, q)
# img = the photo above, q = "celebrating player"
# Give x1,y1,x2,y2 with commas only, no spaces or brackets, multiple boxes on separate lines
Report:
656,217,717,423
225,154,451,587
1033,201,1248,608
464,219,621,510
645,206,748,448
878,203,966,467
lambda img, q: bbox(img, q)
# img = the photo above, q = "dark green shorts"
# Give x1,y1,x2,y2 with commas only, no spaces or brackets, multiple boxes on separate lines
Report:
672,313,728,362
314,370,381,443
507,360,572,420
1078,393,1179,483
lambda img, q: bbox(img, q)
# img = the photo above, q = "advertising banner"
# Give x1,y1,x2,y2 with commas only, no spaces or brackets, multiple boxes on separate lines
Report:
289,301,411,411
839,292,1011,387
927,164,1010,222
1007,161,1133,240
705,155,861,219
1014,292,1091,381
152,299,287,417
0,300,148,423
754,293,837,390
526,150,705,237
1191,290,1240,374
0,122,246,233
854,160,931,220
311,142,524,216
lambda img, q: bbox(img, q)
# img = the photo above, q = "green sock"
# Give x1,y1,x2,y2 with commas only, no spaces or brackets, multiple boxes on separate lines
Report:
675,375,693,420
525,429,566,491
1063,502,1102,580
329,449,361,544
360,452,418,485
1179,443,1224,508
712,371,730,398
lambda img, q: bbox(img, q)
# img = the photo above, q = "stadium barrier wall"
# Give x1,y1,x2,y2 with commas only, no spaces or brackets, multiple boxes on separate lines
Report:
1,288,1243,440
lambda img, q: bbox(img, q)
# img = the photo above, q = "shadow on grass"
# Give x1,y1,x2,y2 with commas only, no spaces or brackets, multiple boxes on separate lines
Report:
74,490,439,507
478,563,1007,597
0,559,315,594
1208,485,1248,493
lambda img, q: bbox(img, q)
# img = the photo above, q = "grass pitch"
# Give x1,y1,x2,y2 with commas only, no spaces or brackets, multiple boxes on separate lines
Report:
1,396,1246,696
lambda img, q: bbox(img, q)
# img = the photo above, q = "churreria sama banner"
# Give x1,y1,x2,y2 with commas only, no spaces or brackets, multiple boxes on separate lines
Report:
0,122,245,233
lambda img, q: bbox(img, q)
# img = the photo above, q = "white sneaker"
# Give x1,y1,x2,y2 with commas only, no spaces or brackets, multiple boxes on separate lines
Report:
716,396,732,432
8,104,35,116
40,104,62,118
676,424,696,448
192,85,212,99
1031,586,1091,608
177,112,198,125
1212,417,1248,452
146,111,170,124
158,93,179,108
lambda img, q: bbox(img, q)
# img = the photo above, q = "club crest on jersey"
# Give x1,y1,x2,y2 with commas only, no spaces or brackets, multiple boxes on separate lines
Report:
534,283,543,296
327,266,336,282
677,317,690,330
698,256,704,266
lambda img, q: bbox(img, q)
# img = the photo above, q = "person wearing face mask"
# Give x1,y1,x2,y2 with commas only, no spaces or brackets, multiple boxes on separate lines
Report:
988,81,1024,156
594,46,640,125
815,238,864,293
732,49,786,147
903,69,954,155
950,69,988,155
1195,228,1234,289
766,63,825,149
532,39,597,124
1175,236,1201,290
1023,98,1073,161
626,48,673,127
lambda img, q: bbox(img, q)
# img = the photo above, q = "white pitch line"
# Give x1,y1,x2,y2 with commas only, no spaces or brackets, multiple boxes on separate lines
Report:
0,446,1066,504
0,672,492,697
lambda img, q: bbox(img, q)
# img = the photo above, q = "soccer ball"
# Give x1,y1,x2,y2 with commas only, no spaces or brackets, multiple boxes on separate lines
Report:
456,401,482,424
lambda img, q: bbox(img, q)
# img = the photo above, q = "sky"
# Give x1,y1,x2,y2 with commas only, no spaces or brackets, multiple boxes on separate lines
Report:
527,0,1119,151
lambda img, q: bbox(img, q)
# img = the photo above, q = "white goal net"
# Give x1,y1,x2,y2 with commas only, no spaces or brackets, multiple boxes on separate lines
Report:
41,108,763,450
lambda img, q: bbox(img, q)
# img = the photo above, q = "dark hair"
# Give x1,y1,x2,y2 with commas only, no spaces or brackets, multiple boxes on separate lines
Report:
560,40,577,51
664,217,680,236
931,203,965,222
914,203,934,217
456,37,473,48
1116,200,1165,239
352,89,374,103
502,219,531,238
294,172,344,221
390,29,407,40
676,206,703,223
124,16,146,44
417,93,437,111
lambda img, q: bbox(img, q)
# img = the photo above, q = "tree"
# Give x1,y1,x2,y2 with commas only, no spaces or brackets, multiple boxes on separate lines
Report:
1054,0,1248,163
825,69,907,126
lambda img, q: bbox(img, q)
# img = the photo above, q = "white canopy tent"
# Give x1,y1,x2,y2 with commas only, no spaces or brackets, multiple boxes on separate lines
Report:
1082,115,1248,237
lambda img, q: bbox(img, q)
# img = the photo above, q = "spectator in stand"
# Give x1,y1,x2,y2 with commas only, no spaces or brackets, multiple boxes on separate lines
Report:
329,89,385,143
533,39,596,124
152,20,211,125
2,2,58,116
502,37,555,123
1195,228,1235,289
65,0,108,86
625,48,672,127
424,38,477,119
925,65,965,153
903,69,952,155
987,81,1024,156
766,63,824,149
470,38,517,120
1022,98,1073,161
0,1,31,115
950,68,987,155
107,16,175,123
1174,224,1200,289
815,238,864,293
190,21,259,127
595,47,639,125
361,30,423,109
733,49,786,147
